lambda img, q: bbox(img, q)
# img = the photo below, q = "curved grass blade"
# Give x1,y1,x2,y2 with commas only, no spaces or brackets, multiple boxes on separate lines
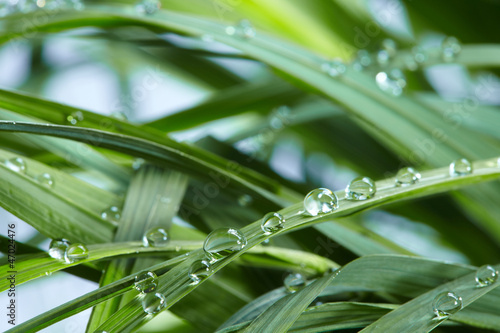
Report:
242,273,336,333
93,157,500,332
0,108,130,186
217,302,397,333
361,264,500,332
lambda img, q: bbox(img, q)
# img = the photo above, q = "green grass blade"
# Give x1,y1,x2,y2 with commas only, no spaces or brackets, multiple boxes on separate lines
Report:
361,264,500,332
242,273,336,333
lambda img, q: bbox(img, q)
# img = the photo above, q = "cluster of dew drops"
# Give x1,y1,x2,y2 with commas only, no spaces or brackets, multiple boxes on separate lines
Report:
0,0,84,16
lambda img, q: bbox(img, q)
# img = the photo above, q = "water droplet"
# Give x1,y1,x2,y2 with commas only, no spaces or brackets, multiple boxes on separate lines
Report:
66,111,84,125
35,173,54,187
132,158,145,170
143,227,169,247
375,69,406,96
134,271,158,293
395,167,421,186
475,265,498,287
449,158,472,176
412,46,427,65
345,177,376,200
101,206,121,225
226,20,256,39
4,157,27,174
262,239,270,246
65,243,89,263
441,36,461,62
261,212,285,234
303,188,338,216
352,50,372,71
238,194,253,207
203,228,247,262
432,291,462,319
135,0,160,15
321,59,346,77
188,259,212,284
284,273,306,293
48,238,71,260
376,39,397,66
142,292,166,314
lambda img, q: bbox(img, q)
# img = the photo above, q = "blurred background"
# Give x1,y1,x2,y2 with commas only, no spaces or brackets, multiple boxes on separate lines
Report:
1,0,500,332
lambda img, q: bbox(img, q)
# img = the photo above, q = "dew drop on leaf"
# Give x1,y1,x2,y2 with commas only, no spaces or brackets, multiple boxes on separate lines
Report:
4,157,27,174
475,265,498,287
432,291,462,319
49,238,71,260
143,227,169,247
134,271,158,293
188,259,212,284
395,167,421,186
203,228,247,262
284,272,306,293
261,212,285,234
449,158,472,176
345,176,376,200
142,293,166,314
303,188,338,216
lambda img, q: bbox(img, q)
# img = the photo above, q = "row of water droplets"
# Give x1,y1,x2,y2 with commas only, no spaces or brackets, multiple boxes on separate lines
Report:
432,264,498,320
0,0,83,16
3,157,55,187
321,37,461,97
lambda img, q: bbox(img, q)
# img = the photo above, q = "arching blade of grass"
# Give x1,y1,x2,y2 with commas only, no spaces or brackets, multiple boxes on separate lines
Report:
217,302,397,333
145,79,303,132
0,93,299,205
92,157,500,332
218,255,500,332
0,108,130,186
4,244,335,333
242,273,336,333
0,154,117,245
361,264,500,332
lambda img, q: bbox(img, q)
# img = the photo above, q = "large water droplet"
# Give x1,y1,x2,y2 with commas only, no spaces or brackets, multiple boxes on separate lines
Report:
101,206,121,225
375,69,406,97
134,271,158,293
135,0,160,15
66,111,84,125
475,265,498,287
188,259,212,284
284,273,306,293
441,36,461,62
65,243,89,263
345,177,376,200
321,59,346,78
432,291,462,319
261,212,285,234
226,19,256,39
4,157,27,174
203,228,247,262
395,167,421,186
48,238,71,260
142,293,166,314
304,188,338,216
35,173,54,188
143,227,169,247
449,158,472,176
